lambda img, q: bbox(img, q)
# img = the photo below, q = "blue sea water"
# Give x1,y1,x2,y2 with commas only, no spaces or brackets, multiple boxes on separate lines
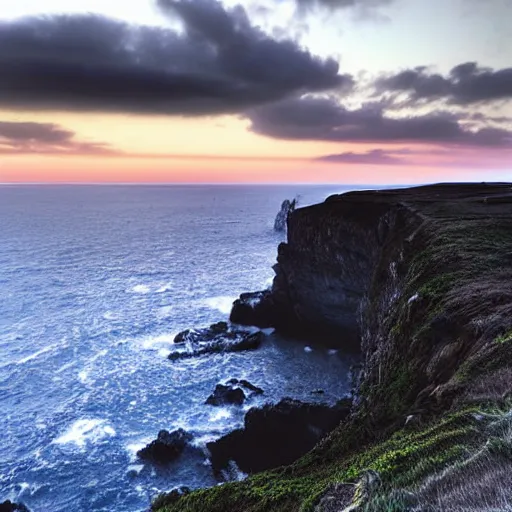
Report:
0,184,358,512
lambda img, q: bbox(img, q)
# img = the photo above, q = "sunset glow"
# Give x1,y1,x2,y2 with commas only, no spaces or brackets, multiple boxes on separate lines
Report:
0,0,511,183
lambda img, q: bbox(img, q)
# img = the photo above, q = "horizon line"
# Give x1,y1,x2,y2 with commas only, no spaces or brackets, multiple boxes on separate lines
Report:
0,181,424,187
2,180,511,187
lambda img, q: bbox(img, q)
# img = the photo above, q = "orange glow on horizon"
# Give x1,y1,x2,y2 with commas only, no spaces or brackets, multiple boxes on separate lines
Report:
1,110,510,184
1,154,509,185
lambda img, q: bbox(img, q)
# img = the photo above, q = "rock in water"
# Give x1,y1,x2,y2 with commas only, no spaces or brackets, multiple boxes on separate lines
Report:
137,428,194,465
207,397,352,475
206,384,246,406
0,502,30,512
168,322,263,360
274,198,297,232
229,290,275,327
237,379,264,395
206,379,264,406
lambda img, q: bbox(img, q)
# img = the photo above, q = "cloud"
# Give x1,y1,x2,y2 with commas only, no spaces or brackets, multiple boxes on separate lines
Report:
317,146,512,169
247,95,512,147
0,0,350,115
0,121,112,154
317,148,407,164
376,62,512,105
295,0,393,12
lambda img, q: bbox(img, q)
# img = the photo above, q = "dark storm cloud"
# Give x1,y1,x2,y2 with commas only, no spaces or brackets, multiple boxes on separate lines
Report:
317,148,406,164
376,63,512,105
0,121,112,154
247,96,512,147
0,0,350,115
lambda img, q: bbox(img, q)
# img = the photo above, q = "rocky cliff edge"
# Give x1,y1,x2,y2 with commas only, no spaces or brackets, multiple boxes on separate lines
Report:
155,183,512,512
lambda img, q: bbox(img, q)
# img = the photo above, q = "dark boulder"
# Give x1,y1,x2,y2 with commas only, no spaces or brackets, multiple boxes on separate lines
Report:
169,323,263,360
229,290,276,328
173,322,232,345
207,397,352,475
206,379,264,406
137,428,193,465
206,384,246,406
0,502,30,512
238,379,264,395
209,321,229,335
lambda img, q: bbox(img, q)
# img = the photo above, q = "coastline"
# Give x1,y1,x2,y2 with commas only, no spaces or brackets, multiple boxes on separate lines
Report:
153,182,512,511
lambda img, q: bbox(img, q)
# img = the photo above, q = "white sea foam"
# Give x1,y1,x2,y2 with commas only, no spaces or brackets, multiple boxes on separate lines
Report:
190,433,218,447
77,349,109,383
16,482,30,494
54,419,116,448
140,333,177,351
156,283,173,293
16,345,55,365
156,305,174,319
55,361,77,374
264,277,274,288
328,349,338,356
90,349,108,362
209,408,232,422
304,346,313,353
203,296,236,315
131,284,151,294
127,464,144,475
103,311,118,320
126,440,151,462
78,370,89,383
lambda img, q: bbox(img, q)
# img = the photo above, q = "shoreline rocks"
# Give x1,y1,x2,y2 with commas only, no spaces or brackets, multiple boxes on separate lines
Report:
0,502,30,512
206,379,264,406
207,397,352,475
137,429,194,465
206,384,246,406
151,183,512,512
168,322,263,360
229,291,275,328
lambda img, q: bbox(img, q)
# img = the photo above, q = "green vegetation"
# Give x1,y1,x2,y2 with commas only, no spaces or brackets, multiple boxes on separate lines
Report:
153,407,487,512
496,330,512,344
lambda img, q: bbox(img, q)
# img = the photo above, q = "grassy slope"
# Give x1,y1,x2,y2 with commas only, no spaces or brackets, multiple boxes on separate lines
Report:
154,186,512,512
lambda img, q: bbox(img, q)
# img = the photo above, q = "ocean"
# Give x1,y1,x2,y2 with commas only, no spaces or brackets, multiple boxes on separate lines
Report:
0,184,358,512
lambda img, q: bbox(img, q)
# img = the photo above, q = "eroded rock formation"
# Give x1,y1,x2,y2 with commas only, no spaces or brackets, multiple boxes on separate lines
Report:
168,322,263,360
207,397,352,475
0,502,30,512
274,198,297,232
205,379,264,406
137,428,194,465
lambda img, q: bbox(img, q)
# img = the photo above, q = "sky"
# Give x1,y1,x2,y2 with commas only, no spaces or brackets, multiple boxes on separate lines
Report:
0,0,511,183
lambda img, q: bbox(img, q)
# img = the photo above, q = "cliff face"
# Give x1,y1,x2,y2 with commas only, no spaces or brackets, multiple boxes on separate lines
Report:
270,196,390,347
273,183,512,426
156,183,512,512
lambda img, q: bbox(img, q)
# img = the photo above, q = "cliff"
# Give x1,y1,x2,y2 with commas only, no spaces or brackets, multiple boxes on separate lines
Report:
154,183,512,512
